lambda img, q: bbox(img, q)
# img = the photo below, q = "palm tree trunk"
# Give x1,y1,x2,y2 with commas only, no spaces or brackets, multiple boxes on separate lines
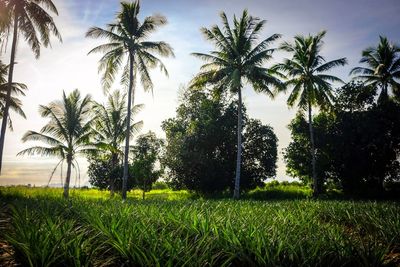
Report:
378,83,388,104
0,12,18,175
63,156,72,199
233,87,243,199
122,53,134,200
308,101,318,197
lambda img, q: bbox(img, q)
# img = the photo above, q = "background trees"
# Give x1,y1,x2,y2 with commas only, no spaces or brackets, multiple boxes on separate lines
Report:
190,10,282,199
18,90,94,198
162,87,277,195
0,0,61,174
284,82,400,196
88,131,164,198
131,131,164,199
91,90,143,196
274,31,347,196
86,1,174,200
0,61,27,129
350,36,400,103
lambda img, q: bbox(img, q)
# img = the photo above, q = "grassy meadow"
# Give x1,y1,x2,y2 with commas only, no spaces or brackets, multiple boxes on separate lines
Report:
0,186,399,267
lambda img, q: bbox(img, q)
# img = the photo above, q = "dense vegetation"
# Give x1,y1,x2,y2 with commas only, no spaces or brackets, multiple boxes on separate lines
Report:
162,88,278,195
285,82,400,197
0,0,399,266
0,187,399,266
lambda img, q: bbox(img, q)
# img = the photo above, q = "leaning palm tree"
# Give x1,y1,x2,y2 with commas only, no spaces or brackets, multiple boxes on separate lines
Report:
274,31,347,196
86,1,174,200
92,90,143,196
190,10,283,199
0,61,27,129
0,0,61,174
350,36,400,103
18,89,93,198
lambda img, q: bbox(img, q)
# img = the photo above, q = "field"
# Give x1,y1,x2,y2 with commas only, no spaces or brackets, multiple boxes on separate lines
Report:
0,186,399,266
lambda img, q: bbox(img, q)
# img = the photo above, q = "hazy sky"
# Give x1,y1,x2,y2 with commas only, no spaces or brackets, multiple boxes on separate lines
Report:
1,0,400,186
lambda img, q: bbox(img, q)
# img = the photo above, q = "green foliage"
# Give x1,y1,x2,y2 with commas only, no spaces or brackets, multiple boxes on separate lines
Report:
190,9,282,198
1,0,62,58
285,82,400,197
131,131,164,198
190,10,282,95
275,31,347,111
18,90,94,198
350,36,400,102
86,1,174,93
162,87,278,195
152,181,169,190
284,112,336,186
0,61,27,130
1,187,399,266
247,182,312,200
89,90,143,194
274,30,347,196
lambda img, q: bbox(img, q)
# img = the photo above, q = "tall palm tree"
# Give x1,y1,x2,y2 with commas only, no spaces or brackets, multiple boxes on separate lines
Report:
86,1,174,200
92,90,143,196
0,61,27,129
350,36,400,103
190,10,282,199
18,89,93,198
274,31,347,196
0,0,61,174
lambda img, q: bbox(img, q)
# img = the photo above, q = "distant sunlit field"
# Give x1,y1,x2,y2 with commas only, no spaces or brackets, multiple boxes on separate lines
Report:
0,187,399,266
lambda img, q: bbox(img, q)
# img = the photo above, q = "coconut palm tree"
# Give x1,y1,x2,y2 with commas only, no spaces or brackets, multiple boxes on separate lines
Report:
86,1,174,200
92,90,143,196
0,0,61,174
274,31,347,196
18,89,93,198
190,10,283,199
350,36,400,103
0,61,27,129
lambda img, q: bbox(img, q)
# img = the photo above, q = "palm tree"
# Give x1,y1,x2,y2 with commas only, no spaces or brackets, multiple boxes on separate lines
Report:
190,10,282,199
350,36,400,103
86,1,174,200
0,61,27,129
0,0,61,174
274,31,347,196
18,89,93,198
92,90,143,196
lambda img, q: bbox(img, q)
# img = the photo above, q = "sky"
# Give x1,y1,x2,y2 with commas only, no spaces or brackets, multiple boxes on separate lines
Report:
1,0,400,186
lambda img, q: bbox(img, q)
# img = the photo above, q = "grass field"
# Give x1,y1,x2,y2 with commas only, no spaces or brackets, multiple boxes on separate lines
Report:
0,186,399,266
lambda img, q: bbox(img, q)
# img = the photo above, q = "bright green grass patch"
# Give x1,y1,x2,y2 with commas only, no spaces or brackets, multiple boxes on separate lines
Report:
247,182,312,200
0,187,399,266
0,186,192,201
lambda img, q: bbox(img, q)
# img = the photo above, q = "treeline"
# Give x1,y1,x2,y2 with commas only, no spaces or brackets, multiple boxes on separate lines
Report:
286,82,400,197
0,1,399,199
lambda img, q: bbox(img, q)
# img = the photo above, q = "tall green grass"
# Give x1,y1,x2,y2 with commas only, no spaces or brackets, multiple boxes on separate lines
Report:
0,187,399,266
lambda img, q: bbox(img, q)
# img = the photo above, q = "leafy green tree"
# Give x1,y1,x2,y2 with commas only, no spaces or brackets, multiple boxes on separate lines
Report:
350,36,400,103
87,156,136,192
190,10,282,199
86,1,174,200
285,82,400,197
274,31,347,196
131,131,163,199
91,90,143,196
335,81,376,112
284,112,336,187
162,87,277,195
0,0,61,174
0,61,27,129
242,119,278,189
18,90,93,198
